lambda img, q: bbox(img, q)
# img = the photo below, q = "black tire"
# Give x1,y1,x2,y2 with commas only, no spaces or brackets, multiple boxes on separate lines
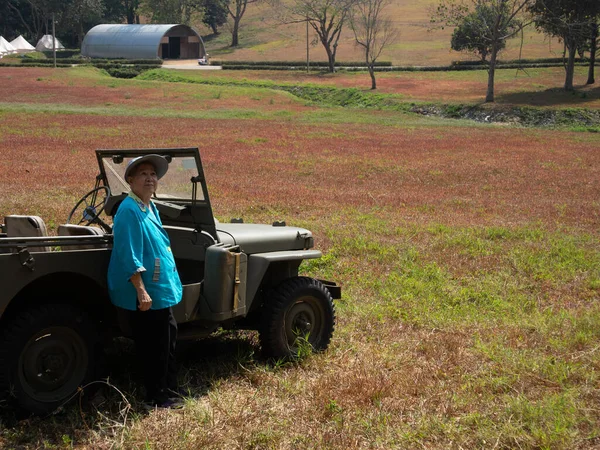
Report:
0,304,98,415
260,277,335,358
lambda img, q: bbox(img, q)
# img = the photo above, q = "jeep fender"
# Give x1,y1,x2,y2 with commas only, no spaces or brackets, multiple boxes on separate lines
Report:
246,250,322,308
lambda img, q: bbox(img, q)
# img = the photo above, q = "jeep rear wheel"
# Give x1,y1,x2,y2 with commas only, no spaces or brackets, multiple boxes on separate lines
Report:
260,277,335,358
0,304,97,415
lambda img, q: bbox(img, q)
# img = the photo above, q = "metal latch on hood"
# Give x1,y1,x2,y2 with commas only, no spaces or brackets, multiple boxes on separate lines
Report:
296,231,314,249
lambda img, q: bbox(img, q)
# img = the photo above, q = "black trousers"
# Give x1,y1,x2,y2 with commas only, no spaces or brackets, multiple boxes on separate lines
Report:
125,307,178,403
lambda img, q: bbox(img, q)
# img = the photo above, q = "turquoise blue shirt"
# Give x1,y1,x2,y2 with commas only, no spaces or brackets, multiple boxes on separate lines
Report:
107,193,183,311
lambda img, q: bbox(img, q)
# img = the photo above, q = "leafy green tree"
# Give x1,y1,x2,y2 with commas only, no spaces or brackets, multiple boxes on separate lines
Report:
5,0,63,42
529,0,600,90
432,0,532,103
200,0,227,34
141,0,200,25
103,0,140,24
586,20,598,84
225,0,258,47
58,0,105,47
2,0,38,41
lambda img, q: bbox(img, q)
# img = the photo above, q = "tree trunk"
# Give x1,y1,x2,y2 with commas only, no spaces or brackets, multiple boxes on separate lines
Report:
231,18,239,46
485,45,499,103
325,46,335,73
78,19,84,47
564,41,576,91
211,23,218,35
368,64,376,89
587,23,598,85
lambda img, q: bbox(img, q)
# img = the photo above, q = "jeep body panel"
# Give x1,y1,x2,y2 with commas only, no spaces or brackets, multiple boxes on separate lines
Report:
0,237,111,317
216,223,314,254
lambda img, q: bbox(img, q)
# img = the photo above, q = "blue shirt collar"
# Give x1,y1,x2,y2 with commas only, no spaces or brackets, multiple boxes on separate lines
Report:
128,191,151,213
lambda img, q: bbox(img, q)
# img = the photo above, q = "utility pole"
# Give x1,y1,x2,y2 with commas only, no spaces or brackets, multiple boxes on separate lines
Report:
306,15,309,73
52,13,56,68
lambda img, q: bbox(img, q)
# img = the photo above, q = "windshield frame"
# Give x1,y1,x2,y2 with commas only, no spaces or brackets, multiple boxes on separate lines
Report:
95,147,209,204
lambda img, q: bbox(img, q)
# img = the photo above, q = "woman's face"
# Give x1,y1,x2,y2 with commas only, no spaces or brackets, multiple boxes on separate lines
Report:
128,162,158,200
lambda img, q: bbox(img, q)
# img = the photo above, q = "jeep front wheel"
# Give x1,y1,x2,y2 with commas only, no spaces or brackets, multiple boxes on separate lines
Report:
260,277,335,358
0,304,97,415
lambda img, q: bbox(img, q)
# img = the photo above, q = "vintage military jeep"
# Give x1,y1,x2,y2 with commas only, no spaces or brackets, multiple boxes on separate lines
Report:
0,147,340,414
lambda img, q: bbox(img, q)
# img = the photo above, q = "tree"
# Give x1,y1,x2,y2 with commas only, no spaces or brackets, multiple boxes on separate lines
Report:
432,0,532,103
58,0,104,47
349,0,398,89
141,0,200,25
5,0,62,42
3,0,40,41
200,0,227,34
103,0,140,24
586,20,598,84
529,0,600,91
271,0,353,72
225,0,258,46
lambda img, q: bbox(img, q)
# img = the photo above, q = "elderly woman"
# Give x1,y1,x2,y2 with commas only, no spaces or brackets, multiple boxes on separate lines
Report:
107,154,183,409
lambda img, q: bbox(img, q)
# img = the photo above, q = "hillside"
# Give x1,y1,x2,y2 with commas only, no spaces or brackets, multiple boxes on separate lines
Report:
195,0,560,65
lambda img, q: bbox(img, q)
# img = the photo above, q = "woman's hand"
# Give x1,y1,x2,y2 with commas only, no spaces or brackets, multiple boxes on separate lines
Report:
130,272,153,311
137,289,153,311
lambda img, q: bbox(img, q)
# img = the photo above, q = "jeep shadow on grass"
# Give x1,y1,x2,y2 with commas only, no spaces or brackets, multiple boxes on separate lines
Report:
0,147,340,417
0,331,270,447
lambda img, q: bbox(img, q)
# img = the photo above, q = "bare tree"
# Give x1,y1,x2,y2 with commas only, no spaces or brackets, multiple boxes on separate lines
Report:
349,0,397,89
431,0,532,102
270,0,354,72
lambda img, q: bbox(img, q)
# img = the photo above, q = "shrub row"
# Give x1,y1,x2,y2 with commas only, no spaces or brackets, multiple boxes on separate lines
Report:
104,68,143,78
0,62,71,68
92,63,158,70
21,57,162,66
22,58,82,64
452,57,592,66
219,60,392,67
42,49,80,58
219,61,598,72
88,58,162,65
343,62,596,72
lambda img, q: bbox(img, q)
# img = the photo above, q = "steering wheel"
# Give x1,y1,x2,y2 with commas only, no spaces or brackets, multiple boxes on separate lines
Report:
67,186,111,230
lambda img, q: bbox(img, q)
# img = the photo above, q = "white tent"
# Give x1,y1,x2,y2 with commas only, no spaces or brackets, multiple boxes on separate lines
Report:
10,35,35,54
0,36,17,58
35,34,65,51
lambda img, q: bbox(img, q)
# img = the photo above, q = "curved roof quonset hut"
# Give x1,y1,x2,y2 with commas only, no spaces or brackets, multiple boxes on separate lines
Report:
82,24,205,60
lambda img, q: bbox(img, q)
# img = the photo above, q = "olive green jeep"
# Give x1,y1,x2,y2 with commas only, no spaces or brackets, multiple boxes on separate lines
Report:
0,147,340,414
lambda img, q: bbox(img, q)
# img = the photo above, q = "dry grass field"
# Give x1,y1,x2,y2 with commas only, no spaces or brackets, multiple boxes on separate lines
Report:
0,67,599,449
198,0,562,65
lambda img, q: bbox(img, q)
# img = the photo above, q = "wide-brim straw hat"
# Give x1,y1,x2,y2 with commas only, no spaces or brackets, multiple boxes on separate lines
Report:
125,154,169,180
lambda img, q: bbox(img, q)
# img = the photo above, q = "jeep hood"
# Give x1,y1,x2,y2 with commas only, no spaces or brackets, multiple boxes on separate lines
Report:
216,223,314,254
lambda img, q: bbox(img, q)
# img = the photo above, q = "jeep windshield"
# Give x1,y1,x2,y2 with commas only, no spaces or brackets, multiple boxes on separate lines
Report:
98,150,204,202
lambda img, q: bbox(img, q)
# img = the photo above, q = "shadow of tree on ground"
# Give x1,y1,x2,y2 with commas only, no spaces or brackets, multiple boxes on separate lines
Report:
496,84,600,108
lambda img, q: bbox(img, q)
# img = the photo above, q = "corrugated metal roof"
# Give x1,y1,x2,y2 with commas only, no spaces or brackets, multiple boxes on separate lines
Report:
81,24,204,59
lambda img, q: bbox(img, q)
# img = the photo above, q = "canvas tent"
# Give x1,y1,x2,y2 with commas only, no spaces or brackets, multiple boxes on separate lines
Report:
35,34,65,51
0,36,17,58
10,35,35,53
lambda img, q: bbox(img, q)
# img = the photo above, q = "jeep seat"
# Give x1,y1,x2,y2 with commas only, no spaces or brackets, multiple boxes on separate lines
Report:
58,224,106,250
4,215,51,252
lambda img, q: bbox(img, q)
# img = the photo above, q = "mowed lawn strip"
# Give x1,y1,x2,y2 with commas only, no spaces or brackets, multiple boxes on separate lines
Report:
0,69,599,449
2,67,599,112
142,67,600,108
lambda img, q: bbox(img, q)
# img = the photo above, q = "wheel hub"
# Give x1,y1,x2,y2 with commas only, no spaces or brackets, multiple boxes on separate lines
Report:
18,327,88,402
284,297,324,348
